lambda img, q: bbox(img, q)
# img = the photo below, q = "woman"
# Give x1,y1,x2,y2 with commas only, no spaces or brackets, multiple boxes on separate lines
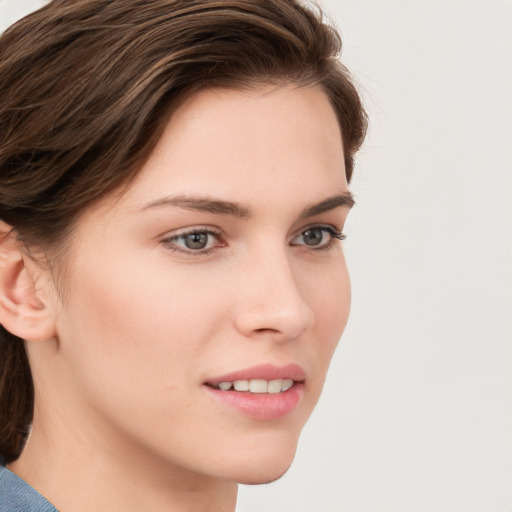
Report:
0,1,366,510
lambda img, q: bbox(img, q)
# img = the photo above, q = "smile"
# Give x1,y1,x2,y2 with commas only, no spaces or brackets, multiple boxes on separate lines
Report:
203,364,305,420
213,378,295,393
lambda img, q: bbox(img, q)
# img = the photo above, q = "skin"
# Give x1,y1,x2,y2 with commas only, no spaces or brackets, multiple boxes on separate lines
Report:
6,85,352,512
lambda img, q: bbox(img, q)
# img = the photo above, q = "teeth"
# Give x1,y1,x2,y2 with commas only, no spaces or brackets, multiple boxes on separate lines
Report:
282,379,294,391
249,379,268,393
267,379,283,394
233,380,249,391
216,378,295,393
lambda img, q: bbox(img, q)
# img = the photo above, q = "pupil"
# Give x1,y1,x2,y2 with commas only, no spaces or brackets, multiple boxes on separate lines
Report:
304,228,322,246
185,232,208,249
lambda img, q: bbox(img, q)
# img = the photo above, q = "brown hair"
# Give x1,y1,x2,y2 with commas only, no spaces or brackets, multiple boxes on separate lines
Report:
0,0,367,463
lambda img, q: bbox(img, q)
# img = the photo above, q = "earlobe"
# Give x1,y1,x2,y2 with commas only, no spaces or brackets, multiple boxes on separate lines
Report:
0,221,57,342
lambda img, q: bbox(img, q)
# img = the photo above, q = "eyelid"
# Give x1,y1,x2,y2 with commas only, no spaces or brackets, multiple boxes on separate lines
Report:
160,225,225,254
290,223,346,250
163,225,222,239
291,223,345,240
159,223,345,256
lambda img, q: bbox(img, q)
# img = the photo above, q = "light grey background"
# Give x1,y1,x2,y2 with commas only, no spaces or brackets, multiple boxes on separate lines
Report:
1,1,510,511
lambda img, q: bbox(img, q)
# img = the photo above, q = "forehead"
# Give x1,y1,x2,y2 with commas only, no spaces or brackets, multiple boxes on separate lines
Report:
84,85,347,227
124,85,347,206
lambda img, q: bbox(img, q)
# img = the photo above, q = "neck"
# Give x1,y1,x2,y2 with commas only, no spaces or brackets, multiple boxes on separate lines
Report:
9,405,238,512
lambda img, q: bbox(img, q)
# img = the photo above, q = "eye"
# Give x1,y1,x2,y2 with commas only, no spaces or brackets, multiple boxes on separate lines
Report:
162,228,224,254
291,225,345,250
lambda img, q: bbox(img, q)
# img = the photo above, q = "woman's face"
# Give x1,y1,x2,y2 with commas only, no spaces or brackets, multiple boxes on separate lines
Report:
41,85,352,484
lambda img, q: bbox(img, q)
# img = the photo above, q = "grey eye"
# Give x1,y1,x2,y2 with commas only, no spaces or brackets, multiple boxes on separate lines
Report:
163,226,226,254
183,232,209,249
302,228,324,246
291,226,344,249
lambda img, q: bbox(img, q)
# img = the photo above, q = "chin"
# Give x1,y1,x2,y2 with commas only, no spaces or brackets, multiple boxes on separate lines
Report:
224,434,300,485
236,462,293,485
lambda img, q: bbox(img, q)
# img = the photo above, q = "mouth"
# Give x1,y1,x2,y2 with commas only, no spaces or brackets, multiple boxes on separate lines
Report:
203,364,305,420
208,378,295,394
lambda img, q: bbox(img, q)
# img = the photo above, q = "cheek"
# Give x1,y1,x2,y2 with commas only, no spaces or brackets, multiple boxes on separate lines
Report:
306,257,350,369
55,253,225,409
310,250,350,322
53,255,236,467
322,266,351,339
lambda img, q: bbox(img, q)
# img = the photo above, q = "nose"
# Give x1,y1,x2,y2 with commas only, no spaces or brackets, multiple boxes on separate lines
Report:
232,248,314,342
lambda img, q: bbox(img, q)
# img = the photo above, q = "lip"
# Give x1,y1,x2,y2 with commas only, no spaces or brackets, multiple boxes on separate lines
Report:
203,364,305,421
205,363,306,386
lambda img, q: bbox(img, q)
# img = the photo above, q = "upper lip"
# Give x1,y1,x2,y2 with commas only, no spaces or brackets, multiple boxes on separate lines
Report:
205,364,306,386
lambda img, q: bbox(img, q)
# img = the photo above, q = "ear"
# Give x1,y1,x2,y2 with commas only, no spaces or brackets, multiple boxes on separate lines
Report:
0,221,57,342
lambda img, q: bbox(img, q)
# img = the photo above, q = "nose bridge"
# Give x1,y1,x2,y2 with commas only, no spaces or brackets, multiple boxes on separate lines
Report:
232,242,314,340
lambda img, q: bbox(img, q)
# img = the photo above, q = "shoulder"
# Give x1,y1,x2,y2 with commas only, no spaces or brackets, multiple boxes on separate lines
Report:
0,465,58,512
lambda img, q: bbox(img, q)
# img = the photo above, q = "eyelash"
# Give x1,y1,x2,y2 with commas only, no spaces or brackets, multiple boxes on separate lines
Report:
292,226,346,252
161,225,346,256
162,227,225,255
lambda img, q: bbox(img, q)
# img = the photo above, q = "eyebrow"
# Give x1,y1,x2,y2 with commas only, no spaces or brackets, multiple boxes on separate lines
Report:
297,192,355,220
139,191,355,219
140,195,252,218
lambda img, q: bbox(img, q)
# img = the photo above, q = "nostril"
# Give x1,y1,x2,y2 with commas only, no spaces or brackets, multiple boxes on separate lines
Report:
231,276,314,340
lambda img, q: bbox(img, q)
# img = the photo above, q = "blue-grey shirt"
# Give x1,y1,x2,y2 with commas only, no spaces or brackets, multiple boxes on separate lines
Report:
0,466,57,512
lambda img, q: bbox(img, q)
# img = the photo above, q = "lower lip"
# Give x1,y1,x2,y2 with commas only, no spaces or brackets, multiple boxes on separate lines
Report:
203,383,304,420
